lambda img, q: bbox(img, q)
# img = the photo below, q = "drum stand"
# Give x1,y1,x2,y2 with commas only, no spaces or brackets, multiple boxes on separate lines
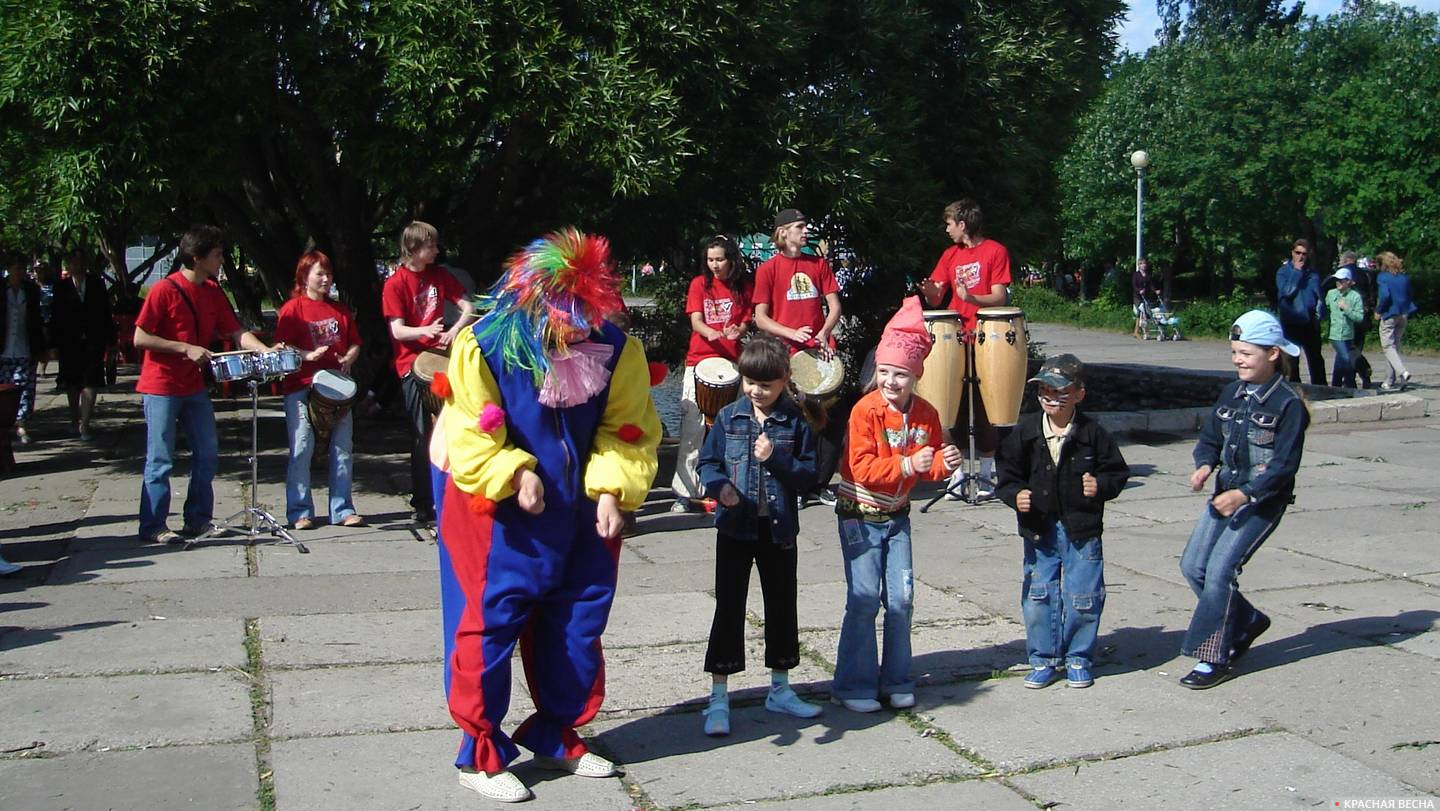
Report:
920,340,995,512
186,377,309,554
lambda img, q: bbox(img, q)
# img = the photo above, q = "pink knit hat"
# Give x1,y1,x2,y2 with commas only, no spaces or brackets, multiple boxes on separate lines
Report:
874,296,931,377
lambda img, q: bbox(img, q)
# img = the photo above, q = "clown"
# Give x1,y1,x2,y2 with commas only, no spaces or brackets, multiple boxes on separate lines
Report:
429,229,660,802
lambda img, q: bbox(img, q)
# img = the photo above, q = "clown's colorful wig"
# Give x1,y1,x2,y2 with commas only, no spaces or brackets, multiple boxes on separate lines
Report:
475,229,625,386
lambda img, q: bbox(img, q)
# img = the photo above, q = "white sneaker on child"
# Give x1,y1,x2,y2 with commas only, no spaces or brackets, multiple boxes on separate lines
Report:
944,469,967,501
458,769,532,803
830,695,883,713
888,692,916,709
532,752,619,778
765,685,822,718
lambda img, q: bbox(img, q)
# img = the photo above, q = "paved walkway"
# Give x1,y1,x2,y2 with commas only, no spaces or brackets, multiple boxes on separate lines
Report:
2,324,1438,810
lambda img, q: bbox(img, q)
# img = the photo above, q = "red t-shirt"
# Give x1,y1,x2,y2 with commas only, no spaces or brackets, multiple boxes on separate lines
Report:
381,264,465,377
135,274,243,397
684,274,751,365
274,296,362,394
927,238,1013,333
753,253,838,353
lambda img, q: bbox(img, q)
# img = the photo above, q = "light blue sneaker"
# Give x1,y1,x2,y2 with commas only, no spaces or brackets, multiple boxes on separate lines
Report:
765,685,822,718
1066,663,1094,688
702,700,731,736
1024,666,1061,689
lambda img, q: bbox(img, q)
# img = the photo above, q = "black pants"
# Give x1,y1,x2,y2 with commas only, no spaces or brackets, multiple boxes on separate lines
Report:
400,372,435,514
1281,320,1326,385
704,523,800,675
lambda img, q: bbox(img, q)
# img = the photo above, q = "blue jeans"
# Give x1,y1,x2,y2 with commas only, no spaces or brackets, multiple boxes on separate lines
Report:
1021,521,1105,668
833,516,914,699
1330,338,1356,388
283,389,356,523
1179,502,1285,665
139,392,219,537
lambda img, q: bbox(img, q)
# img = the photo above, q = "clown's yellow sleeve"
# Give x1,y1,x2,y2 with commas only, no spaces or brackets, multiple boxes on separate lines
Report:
584,335,661,511
438,328,537,500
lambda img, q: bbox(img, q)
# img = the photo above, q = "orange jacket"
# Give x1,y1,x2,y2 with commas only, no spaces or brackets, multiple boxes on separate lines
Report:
837,388,949,517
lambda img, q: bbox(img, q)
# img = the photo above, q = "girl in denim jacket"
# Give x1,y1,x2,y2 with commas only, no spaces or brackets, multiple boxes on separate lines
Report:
696,335,820,735
1178,310,1309,689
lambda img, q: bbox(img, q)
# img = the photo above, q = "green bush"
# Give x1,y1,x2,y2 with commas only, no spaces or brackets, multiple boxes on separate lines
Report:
1175,291,1258,339
1011,286,1134,332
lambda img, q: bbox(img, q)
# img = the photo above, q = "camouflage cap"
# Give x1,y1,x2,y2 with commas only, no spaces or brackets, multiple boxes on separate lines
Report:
1028,353,1085,389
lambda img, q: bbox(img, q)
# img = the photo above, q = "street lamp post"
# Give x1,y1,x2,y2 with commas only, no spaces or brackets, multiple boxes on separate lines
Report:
1130,150,1149,269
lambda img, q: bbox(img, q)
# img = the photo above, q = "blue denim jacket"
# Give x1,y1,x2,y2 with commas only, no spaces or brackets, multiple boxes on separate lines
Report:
1194,373,1309,506
1376,272,1418,320
1275,261,1322,326
697,396,818,544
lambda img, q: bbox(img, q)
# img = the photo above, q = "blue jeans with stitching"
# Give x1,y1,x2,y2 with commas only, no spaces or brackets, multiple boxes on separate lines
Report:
1179,502,1284,665
139,392,218,537
1021,520,1105,668
283,389,356,524
833,516,914,699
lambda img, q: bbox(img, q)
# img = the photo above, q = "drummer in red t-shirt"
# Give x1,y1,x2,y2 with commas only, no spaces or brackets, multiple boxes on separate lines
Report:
919,198,1012,499
753,208,843,505
670,235,753,513
133,226,273,544
381,221,477,525
275,251,363,530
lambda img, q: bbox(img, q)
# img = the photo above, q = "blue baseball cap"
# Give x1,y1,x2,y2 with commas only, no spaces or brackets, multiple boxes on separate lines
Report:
1230,310,1300,357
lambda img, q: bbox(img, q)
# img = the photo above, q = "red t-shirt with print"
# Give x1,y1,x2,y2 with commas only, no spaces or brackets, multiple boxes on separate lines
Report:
274,296,362,394
684,274,751,365
926,238,1013,333
135,274,243,397
381,264,465,377
753,253,838,353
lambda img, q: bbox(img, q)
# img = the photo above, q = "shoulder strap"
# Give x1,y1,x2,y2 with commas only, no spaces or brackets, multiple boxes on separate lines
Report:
166,276,203,338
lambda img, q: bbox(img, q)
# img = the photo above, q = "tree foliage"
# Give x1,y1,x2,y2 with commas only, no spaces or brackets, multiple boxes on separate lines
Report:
1058,4,1440,303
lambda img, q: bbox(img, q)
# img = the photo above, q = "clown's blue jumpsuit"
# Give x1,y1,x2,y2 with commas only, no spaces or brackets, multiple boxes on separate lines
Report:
430,320,659,775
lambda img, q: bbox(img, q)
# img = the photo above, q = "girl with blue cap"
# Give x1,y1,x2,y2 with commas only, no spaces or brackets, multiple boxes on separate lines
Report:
1178,310,1309,689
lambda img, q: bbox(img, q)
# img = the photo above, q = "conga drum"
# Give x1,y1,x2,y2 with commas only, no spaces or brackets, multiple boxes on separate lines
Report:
974,306,1028,426
411,349,450,417
789,349,845,430
693,357,740,426
915,310,966,430
307,369,358,441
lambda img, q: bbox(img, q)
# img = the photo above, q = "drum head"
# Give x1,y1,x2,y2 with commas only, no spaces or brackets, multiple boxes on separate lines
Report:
312,369,357,401
413,350,449,381
790,350,844,397
976,306,1024,320
922,309,961,322
695,357,740,385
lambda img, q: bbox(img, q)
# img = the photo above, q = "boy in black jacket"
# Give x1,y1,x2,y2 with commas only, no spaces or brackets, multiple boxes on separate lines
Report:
996,354,1129,689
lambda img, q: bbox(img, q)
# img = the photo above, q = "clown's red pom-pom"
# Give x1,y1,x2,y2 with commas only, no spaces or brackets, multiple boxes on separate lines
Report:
468,494,496,516
647,361,669,387
430,371,452,400
617,423,645,444
477,403,505,433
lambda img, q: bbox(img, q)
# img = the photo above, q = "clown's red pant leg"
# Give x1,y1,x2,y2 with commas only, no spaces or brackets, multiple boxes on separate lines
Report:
436,475,620,773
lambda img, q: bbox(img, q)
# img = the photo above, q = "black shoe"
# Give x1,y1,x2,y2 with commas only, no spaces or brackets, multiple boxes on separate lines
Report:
1229,613,1271,662
414,508,436,526
816,487,838,507
1179,665,1232,690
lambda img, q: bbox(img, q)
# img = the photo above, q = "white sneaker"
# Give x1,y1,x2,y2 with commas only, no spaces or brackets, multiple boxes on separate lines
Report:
888,692,916,709
533,751,618,778
830,695,883,713
944,469,967,501
458,769,532,803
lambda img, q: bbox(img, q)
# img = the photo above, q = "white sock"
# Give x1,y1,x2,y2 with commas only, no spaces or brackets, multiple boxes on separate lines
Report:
1192,662,1215,674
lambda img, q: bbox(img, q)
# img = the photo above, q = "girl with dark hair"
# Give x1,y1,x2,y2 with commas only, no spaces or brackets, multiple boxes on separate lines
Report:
670,234,753,512
273,251,364,529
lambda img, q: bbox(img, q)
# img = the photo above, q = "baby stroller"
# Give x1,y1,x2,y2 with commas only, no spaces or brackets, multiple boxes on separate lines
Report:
1138,295,1183,341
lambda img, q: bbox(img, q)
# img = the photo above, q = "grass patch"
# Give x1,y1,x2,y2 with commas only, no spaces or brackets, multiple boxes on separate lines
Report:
243,618,275,811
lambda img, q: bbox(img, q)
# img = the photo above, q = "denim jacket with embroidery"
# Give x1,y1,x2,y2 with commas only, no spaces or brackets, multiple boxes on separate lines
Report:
1194,373,1309,506
696,397,818,544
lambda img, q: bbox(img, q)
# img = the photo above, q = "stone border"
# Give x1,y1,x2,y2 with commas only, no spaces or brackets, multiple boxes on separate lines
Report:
1093,392,1430,434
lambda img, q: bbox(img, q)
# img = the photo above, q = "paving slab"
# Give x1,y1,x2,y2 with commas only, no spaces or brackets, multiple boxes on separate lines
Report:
803,617,1027,685
256,535,438,576
1277,529,1440,580
1,671,252,753
606,590,719,647
45,542,249,585
269,662,457,739
917,668,1268,772
261,609,440,667
271,729,636,811
104,571,441,618
0,616,243,676
1103,527,1379,593
1248,579,1440,660
708,779,1036,810
1011,731,1429,810
603,639,833,715
0,743,258,811
593,704,975,808
1107,493,1214,525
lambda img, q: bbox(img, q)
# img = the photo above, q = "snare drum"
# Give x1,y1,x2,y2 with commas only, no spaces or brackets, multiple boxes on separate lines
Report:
411,349,451,417
915,310,965,430
693,357,740,426
255,348,303,380
974,306,1028,426
209,351,257,383
307,369,358,440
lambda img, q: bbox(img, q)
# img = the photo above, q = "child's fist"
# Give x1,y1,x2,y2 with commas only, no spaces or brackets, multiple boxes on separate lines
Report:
1190,465,1213,492
941,444,963,470
753,432,773,462
1082,472,1098,498
514,468,545,515
911,446,935,474
718,482,740,507
1016,488,1032,513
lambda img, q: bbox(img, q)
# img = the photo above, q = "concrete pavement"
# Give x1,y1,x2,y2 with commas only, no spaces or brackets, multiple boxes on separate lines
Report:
2,324,1437,810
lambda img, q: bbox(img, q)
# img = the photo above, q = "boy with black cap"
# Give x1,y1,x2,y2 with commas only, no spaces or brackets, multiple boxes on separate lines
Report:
995,354,1129,690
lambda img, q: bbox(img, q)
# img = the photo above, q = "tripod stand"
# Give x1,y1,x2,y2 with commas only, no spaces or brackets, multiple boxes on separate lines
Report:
186,376,309,553
920,338,994,512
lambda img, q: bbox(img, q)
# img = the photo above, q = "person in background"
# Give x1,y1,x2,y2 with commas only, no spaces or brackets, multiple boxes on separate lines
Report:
1323,267,1364,389
52,250,115,441
1132,257,1159,339
1335,252,1373,388
1374,251,1416,391
1274,239,1325,385
2,258,47,446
